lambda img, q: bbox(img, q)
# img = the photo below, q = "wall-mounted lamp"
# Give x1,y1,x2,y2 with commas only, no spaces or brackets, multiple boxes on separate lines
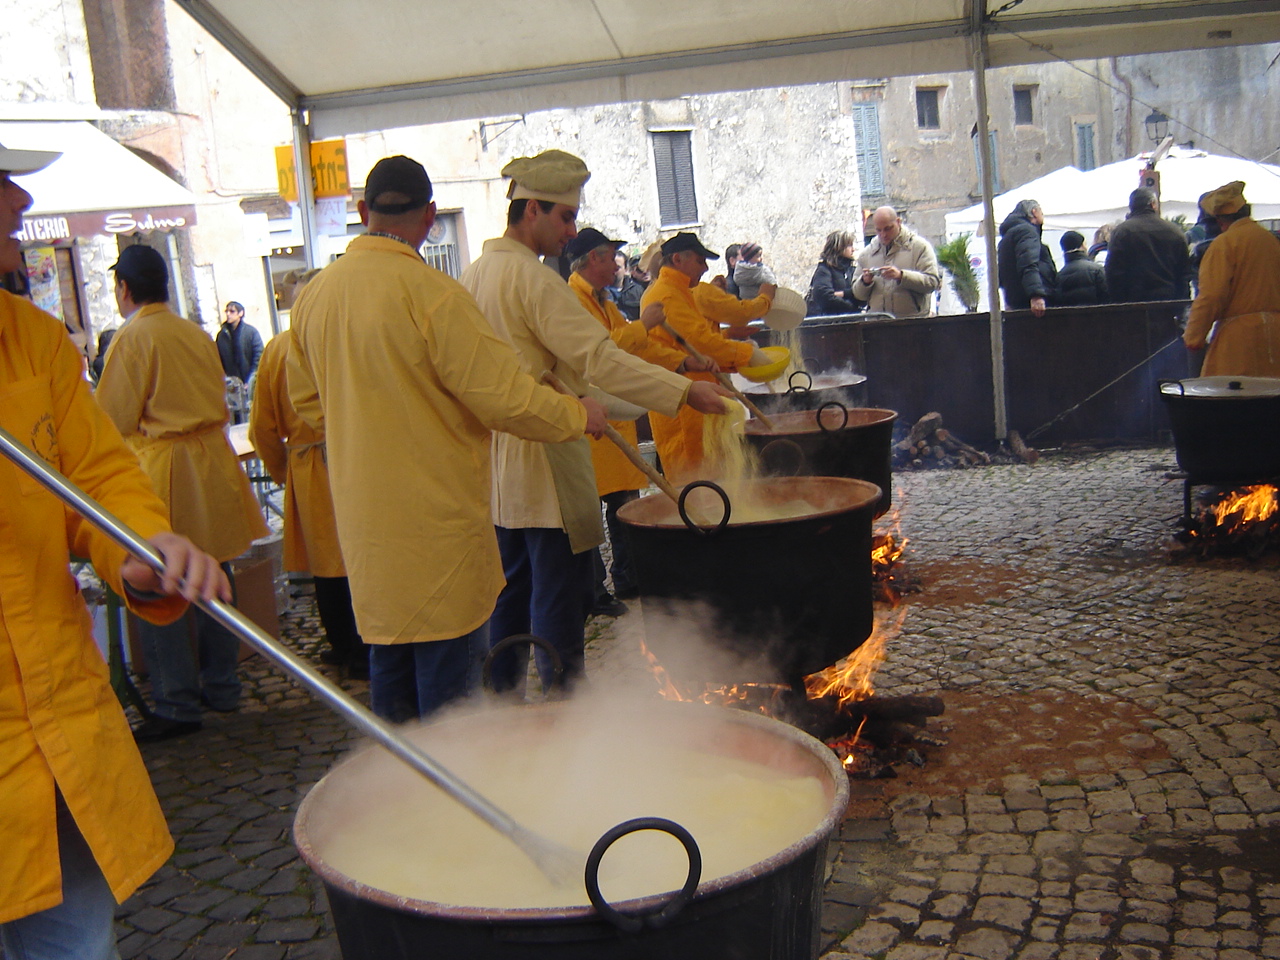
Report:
1144,110,1170,146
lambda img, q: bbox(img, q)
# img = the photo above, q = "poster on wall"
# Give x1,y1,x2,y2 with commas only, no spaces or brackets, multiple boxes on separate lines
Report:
23,247,62,320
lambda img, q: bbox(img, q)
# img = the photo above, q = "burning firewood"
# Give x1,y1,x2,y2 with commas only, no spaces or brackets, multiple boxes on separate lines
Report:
1175,484,1280,560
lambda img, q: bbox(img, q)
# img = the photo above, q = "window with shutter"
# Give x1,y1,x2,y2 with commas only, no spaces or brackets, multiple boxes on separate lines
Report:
851,103,885,198
1075,123,1097,172
652,131,698,227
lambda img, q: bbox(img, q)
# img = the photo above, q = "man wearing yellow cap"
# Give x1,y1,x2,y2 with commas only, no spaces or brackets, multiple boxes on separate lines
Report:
289,155,605,722
460,150,729,693
1183,180,1280,376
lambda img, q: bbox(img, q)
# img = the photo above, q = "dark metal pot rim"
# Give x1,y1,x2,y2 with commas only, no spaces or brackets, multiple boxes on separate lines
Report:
1159,376,1280,399
617,476,882,530
743,407,897,437
293,701,850,924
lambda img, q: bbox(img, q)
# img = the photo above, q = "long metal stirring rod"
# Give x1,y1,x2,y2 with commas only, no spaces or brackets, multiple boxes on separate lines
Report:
0,426,579,885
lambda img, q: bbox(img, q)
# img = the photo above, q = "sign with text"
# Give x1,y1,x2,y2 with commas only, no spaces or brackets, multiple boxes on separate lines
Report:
15,206,197,242
275,140,350,202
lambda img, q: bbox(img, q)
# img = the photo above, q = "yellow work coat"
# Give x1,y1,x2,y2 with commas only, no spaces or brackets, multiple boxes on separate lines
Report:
96,303,267,562
249,334,344,577
691,282,772,337
460,238,690,539
1184,217,1280,376
288,234,586,644
644,267,756,483
568,272,686,496
0,292,180,923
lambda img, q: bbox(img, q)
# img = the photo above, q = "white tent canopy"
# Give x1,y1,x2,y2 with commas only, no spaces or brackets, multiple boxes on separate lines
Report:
174,0,1280,138
945,148,1280,239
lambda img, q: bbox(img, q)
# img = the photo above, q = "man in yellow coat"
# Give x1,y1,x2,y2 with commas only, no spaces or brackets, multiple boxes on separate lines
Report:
250,325,369,679
645,232,775,483
565,227,709,612
461,151,730,694
1184,180,1280,376
288,155,603,722
1,146,229,960
97,245,269,741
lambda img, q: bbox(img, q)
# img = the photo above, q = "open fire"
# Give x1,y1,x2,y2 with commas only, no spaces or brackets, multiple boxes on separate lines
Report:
1178,483,1280,559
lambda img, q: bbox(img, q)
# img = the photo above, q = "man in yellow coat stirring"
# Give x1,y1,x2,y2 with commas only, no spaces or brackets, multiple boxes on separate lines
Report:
564,227,711,612
461,151,731,694
1183,180,1280,376
97,245,269,741
0,142,229,960
288,155,604,722
645,232,775,483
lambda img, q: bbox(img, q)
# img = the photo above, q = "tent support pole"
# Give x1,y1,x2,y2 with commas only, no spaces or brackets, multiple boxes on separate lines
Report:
969,1,1007,441
291,111,320,271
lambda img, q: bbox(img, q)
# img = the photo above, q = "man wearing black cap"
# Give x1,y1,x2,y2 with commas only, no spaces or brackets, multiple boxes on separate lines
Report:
288,154,604,722
1055,231,1109,306
1,141,229,960
565,227,705,616
1105,188,1191,304
644,232,774,482
97,244,269,742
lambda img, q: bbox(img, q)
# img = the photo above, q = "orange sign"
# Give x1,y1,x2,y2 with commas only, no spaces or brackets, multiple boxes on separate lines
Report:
275,139,349,202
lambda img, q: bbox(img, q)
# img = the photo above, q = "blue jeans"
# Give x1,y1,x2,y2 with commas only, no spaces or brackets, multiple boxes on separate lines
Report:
137,561,241,722
595,490,640,599
0,794,121,960
369,624,483,723
489,527,592,693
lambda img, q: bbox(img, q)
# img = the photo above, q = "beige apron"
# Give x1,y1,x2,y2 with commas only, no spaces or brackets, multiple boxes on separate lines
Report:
543,438,605,554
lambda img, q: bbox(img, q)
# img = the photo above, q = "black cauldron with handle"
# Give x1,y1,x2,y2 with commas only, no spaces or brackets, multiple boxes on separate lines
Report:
1158,376,1280,482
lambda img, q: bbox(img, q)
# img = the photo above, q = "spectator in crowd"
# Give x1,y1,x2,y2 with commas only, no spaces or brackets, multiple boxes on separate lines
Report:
97,246,269,741
1188,195,1223,296
1088,222,1114,264
723,242,742,297
1105,187,1191,303
215,300,263,385
732,242,777,300
853,206,942,318
1183,180,1280,377
1055,231,1109,306
998,199,1056,317
90,325,116,382
615,254,649,321
806,230,861,317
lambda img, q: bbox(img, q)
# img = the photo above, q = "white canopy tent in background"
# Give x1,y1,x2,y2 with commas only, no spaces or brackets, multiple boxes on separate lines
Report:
941,148,1280,312
172,0,1280,438
946,148,1280,237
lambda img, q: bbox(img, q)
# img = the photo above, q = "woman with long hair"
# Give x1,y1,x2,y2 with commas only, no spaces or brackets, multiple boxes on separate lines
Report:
806,230,861,316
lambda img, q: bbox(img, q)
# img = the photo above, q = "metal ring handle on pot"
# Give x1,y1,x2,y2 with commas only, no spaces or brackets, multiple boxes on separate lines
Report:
584,817,702,933
816,400,849,434
1157,378,1186,396
786,370,813,395
677,480,731,535
482,633,565,691
760,438,807,477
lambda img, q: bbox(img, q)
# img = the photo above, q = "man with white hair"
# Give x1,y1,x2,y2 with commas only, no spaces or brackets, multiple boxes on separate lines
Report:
852,206,941,318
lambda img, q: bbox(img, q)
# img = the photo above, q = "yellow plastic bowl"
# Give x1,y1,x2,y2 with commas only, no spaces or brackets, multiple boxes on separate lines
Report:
738,346,791,383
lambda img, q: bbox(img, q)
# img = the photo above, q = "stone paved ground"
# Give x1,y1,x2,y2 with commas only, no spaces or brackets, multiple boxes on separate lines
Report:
102,444,1277,959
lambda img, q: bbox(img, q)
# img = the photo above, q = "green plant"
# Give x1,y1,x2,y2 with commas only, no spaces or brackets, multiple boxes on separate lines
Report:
936,233,980,312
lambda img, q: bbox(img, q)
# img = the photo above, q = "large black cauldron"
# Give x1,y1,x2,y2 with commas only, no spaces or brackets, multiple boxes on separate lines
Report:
617,476,880,685
294,702,849,960
1159,377,1280,481
743,406,896,517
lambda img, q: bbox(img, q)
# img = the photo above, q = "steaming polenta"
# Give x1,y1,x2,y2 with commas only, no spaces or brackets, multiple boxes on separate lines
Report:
314,734,827,909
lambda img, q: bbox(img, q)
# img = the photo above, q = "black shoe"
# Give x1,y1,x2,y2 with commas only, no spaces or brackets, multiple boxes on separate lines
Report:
319,648,346,667
613,587,639,601
199,693,238,714
133,716,202,743
590,595,629,618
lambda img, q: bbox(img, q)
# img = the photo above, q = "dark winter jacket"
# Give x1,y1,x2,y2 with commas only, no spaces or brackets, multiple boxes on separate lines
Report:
1104,208,1191,303
806,257,861,316
615,276,647,321
1055,251,1109,306
216,320,264,384
997,206,1057,310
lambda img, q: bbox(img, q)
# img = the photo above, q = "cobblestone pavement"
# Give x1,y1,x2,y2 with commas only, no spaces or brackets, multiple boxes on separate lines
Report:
104,445,1277,959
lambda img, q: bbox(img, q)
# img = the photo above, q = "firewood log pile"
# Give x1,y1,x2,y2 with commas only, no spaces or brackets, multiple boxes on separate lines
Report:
892,413,1038,470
